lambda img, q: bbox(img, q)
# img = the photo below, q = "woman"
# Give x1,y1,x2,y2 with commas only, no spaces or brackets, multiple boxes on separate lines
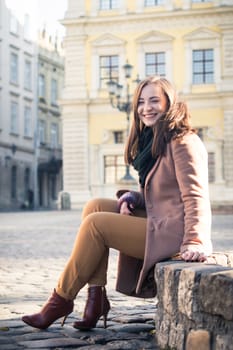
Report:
22,76,212,330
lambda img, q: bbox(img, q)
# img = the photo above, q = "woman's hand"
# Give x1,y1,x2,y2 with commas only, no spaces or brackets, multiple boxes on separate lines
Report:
117,192,135,215
119,201,134,215
181,249,207,262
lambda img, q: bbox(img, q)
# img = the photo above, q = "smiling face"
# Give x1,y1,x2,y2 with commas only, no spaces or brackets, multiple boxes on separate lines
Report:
137,83,168,128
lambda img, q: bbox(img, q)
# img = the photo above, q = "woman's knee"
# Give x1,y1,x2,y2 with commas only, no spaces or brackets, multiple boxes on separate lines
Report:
81,198,117,220
79,212,106,245
82,198,100,220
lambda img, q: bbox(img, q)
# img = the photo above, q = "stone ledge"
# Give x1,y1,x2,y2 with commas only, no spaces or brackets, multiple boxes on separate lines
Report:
154,252,233,350
211,203,233,215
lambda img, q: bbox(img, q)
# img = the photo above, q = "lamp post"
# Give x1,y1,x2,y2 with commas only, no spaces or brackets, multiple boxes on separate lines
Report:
107,61,140,182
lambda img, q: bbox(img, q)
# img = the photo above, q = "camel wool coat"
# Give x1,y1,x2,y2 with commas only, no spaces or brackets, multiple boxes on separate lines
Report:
116,132,213,298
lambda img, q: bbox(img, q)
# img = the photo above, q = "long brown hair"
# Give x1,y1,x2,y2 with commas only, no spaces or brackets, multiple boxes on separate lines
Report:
124,76,194,164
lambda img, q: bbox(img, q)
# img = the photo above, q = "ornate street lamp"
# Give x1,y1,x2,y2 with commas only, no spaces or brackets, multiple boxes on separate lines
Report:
107,61,140,182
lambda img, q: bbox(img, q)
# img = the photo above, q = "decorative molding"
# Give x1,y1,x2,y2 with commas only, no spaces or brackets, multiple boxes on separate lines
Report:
183,27,221,41
91,33,126,48
136,30,174,44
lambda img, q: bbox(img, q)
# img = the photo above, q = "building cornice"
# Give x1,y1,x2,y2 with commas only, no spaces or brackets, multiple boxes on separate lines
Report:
182,90,233,100
0,141,34,154
59,98,91,106
61,6,233,27
61,11,233,39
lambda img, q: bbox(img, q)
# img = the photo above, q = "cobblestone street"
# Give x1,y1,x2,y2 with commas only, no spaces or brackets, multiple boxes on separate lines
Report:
0,210,233,349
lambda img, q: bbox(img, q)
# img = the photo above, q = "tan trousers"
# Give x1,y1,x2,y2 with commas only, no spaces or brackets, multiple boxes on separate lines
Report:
56,198,147,300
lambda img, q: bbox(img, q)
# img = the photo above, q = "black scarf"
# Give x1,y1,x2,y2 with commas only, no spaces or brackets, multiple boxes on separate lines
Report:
132,127,157,188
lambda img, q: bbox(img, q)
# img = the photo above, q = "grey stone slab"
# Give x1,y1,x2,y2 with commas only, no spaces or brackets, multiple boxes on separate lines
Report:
87,330,151,343
112,314,155,324
0,320,24,328
18,337,88,348
72,345,105,350
104,339,157,350
107,323,155,333
0,345,22,350
0,336,12,344
15,332,63,342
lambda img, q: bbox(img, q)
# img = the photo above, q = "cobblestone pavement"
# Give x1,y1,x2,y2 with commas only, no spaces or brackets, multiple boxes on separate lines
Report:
0,210,232,349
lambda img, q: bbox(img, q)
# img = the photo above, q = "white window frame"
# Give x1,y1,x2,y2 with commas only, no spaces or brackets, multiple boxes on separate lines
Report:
91,0,125,16
192,49,214,84
24,59,32,90
205,140,224,184
99,0,119,10
24,14,31,41
104,154,125,184
90,34,126,98
39,119,46,144
208,151,215,183
136,30,174,81
0,40,2,80
24,105,32,137
51,78,58,105
0,89,2,131
196,127,224,184
192,0,211,2
144,0,165,6
136,0,173,12
183,28,221,93
10,101,19,134
99,55,119,89
50,122,59,148
145,51,166,77
38,74,46,99
10,13,18,35
10,52,19,85
183,0,215,9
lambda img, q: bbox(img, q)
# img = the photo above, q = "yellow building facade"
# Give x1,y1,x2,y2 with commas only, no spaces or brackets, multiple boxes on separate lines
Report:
61,0,233,209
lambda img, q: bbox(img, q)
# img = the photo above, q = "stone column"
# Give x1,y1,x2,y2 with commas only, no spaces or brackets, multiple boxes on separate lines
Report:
61,27,91,208
221,25,233,188
223,106,233,187
220,24,233,92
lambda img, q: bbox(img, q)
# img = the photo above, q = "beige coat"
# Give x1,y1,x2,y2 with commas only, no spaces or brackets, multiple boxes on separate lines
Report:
116,133,212,298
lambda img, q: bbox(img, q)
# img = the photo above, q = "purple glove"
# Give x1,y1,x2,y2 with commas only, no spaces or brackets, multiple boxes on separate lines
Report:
117,192,136,213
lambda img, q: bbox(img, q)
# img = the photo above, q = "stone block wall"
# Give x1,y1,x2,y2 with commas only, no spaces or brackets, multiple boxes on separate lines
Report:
154,253,233,350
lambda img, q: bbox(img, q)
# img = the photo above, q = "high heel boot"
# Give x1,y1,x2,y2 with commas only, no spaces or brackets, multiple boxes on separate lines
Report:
73,286,110,330
22,289,74,329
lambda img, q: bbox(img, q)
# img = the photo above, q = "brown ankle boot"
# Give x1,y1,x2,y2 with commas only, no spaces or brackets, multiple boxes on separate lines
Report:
73,286,110,330
22,289,74,329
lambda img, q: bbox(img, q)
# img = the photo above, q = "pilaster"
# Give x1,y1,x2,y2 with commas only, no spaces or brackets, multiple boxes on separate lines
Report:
62,34,88,100
220,24,233,91
223,104,233,187
61,25,91,208
62,102,91,208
